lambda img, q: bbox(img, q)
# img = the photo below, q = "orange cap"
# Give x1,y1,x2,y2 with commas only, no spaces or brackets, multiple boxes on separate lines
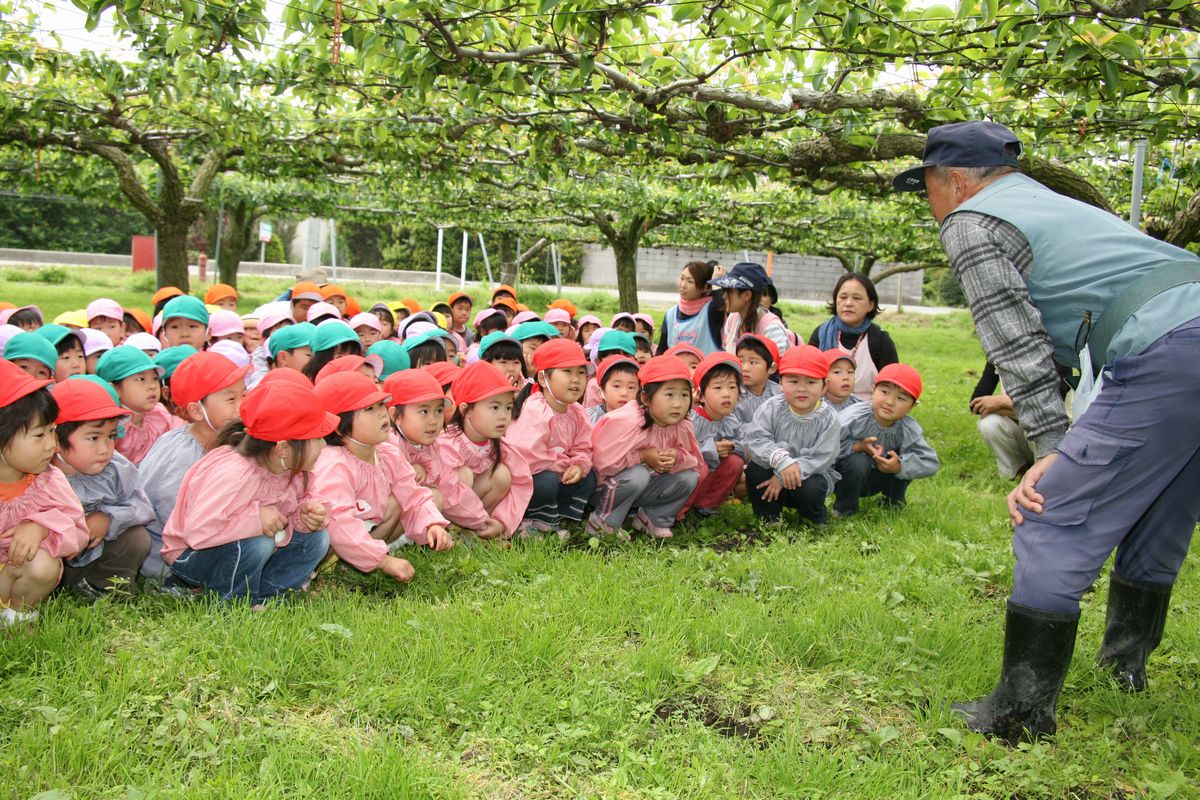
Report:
320,284,347,300
151,286,184,306
291,281,323,302
491,284,517,301
491,297,518,313
124,308,153,333
546,298,577,318
204,283,238,305
400,298,422,315
447,291,473,307
344,296,361,316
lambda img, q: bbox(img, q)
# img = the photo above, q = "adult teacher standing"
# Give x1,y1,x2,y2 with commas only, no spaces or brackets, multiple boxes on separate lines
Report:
657,260,725,355
808,272,898,401
894,120,1200,743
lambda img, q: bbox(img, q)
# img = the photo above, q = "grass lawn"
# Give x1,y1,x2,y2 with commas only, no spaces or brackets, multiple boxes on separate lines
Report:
1,267,1198,799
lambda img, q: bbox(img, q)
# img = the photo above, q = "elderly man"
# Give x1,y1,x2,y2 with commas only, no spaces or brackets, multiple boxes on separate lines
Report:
894,120,1200,742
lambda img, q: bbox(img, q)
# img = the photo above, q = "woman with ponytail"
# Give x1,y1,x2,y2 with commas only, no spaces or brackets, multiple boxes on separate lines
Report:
709,262,790,358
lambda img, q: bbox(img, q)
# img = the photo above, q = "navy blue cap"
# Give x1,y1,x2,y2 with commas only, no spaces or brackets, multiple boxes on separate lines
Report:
708,262,769,293
892,121,1023,192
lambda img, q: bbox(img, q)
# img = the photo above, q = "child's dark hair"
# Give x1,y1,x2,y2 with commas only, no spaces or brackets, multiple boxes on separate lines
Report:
638,380,692,430
512,382,535,420
735,291,764,341
55,336,83,356
123,312,147,334
699,363,742,395
324,409,358,447
55,419,86,449
735,336,774,368
0,388,58,454
301,341,362,382
214,419,311,490
446,403,502,474
8,308,41,329
599,361,639,390
480,340,527,378
826,272,880,320
476,313,507,338
596,348,626,363
408,339,447,369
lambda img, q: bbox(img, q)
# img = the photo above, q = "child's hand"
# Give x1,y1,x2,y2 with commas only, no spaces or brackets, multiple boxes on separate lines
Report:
757,476,784,503
853,436,882,457
411,463,427,484
425,525,455,551
715,439,736,459
659,448,677,471
778,464,802,490
381,555,415,583
561,464,585,485
873,450,902,474
6,522,49,566
85,511,111,549
477,518,505,540
260,506,287,537
298,500,327,530
640,448,672,474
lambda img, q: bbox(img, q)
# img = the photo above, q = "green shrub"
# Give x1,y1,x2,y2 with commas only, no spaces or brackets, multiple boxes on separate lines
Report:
33,267,69,284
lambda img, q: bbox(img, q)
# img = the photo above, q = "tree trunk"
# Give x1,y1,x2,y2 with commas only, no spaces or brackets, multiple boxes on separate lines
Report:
613,238,639,312
217,201,259,288
157,216,192,291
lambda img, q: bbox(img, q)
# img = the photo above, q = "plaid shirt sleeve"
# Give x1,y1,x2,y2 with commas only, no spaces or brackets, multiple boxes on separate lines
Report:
940,211,1070,457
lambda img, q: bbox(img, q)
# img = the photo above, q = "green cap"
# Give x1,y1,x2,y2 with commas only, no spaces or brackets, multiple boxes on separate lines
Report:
36,323,85,350
402,329,451,353
4,331,58,370
476,331,520,360
367,340,410,379
598,329,636,355
632,332,652,348
154,345,199,381
269,323,316,357
311,321,361,353
161,295,210,326
511,321,561,342
96,345,165,383
70,374,120,405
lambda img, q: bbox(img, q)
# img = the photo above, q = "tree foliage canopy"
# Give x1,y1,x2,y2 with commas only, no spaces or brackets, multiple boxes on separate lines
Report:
0,0,1196,302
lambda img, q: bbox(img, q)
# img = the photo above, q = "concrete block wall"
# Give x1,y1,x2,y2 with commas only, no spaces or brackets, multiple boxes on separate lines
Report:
580,245,925,307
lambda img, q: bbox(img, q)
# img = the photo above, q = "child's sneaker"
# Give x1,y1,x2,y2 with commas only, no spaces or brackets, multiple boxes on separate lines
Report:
632,510,673,539
586,513,630,542
0,607,38,627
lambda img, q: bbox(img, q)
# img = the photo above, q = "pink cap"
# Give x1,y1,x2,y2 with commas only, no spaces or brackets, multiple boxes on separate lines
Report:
544,308,572,325
633,313,654,329
307,301,342,322
208,339,252,369
124,332,161,353
85,298,124,322
473,308,506,328
256,302,293,335
208,309,244,338
151,312,164,336
0,305,42,325
349,312,382,332
81,328,114,356
511,310,541,326
0,323,22,351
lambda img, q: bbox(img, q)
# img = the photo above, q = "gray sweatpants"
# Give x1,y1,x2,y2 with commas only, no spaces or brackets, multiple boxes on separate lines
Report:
592,465,699,528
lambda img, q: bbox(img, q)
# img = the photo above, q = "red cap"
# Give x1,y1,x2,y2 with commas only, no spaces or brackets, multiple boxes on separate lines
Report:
778,345,828,379
257,368,314,390
692,352,742,391
51,379,128,423
384,369,447,407
450,360,516,405
240,381,339,442
735,333,780,366
875,363,923,401
151,286,184,306
171,352,251,407
204,283,238,305
314,354,383,384
665,343,704,362
638,354,692,385
825,349,855,371
312,371,390,415
423,361,462,389
0,358,53,406
596,354,640,387
531,339,589,373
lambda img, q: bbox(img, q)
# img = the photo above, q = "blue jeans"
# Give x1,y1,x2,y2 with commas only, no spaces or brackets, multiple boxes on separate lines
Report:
526,470,597,524
1012,316,1200,613
169,530,329,604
